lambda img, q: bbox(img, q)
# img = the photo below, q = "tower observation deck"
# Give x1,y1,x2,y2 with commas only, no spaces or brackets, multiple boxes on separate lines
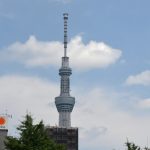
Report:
55,13,75,128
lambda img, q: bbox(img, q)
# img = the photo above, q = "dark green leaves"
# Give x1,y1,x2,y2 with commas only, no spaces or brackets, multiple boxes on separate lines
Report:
5,114,65,150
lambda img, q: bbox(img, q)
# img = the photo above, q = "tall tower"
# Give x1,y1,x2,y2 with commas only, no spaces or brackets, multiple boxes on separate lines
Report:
46,14,78,150
55,13,75,128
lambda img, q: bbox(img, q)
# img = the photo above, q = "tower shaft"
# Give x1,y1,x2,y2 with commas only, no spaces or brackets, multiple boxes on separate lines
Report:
55,13,75,128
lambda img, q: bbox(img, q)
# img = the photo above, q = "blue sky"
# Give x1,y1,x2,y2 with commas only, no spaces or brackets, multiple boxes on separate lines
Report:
0,0,150,150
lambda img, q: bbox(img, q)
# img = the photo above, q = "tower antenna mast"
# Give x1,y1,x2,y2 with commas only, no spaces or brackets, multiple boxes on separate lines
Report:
63,13,68,57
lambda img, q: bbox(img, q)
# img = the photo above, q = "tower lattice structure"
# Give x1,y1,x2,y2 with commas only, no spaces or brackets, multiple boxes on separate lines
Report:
55,13,75,128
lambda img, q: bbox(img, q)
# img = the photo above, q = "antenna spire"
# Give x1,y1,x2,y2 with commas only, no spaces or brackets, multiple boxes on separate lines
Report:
63,13,68,57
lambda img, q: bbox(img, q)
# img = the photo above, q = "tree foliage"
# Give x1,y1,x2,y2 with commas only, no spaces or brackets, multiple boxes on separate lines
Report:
126,141,141,150
126,141,150,150
5,114,65,150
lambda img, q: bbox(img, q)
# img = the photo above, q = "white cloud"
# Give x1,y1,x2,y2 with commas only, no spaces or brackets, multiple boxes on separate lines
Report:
137,98,150,109
0,75,149,150
73,88,150,150
126,70,150,86
0,35,122,71
0,75,59,136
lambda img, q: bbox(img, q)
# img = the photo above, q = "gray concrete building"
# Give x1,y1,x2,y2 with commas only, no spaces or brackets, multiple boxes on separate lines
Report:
46,127,78,150
0,129,8,150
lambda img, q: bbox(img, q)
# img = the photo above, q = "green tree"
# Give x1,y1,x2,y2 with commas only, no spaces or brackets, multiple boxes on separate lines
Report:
126,141,141,150
125,141,150,150
5,114,65,150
